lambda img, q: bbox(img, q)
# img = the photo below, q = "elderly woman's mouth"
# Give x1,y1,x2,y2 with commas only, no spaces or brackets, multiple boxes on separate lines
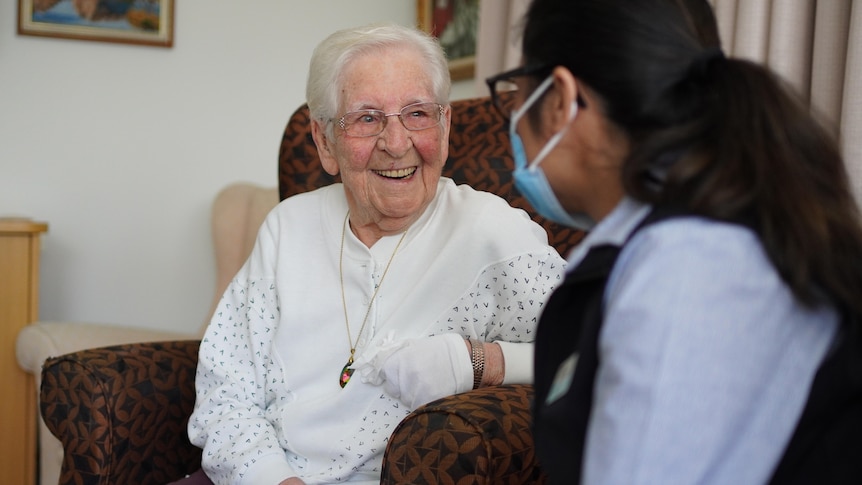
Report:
374,167,417,179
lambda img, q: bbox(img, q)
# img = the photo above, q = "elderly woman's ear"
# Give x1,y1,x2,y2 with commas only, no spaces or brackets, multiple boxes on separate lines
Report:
311,118,340,176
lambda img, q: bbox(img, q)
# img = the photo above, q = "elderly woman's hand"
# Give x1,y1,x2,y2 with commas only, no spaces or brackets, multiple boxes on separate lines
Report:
380,333,474,409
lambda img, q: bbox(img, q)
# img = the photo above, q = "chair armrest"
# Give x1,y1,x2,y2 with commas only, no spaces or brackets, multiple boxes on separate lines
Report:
40,340,202,485
17,322,195,485
381,384,548,484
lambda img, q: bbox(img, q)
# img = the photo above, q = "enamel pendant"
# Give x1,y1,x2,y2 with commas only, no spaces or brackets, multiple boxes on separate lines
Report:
339,358,355,388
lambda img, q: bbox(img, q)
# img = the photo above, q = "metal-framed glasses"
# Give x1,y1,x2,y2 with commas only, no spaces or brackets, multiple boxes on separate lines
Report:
335,102,446,138
485,64,553,122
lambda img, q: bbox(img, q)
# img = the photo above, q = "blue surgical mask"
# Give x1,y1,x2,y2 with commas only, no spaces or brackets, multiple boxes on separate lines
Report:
510,76,595,230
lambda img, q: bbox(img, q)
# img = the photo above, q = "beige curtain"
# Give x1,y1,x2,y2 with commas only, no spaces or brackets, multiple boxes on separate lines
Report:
474,0,530,93
475,0,862,205
712,0,862,205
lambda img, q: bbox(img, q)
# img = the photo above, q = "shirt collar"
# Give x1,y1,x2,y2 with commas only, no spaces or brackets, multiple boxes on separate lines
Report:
565,197,652,271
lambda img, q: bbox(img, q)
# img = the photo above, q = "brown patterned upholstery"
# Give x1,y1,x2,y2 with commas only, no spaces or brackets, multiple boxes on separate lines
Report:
40,341,202,485
40,96,582,484
382,385,547,485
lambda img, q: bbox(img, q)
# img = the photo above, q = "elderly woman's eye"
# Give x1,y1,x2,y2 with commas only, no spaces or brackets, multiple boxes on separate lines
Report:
358,112,379,123
406,105,436,118
346,111,381,125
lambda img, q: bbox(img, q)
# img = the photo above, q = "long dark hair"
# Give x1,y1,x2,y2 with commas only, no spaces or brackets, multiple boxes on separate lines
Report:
522,0,862,316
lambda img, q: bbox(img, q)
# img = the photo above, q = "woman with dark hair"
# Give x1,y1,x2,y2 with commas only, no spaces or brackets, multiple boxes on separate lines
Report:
486,0,862,483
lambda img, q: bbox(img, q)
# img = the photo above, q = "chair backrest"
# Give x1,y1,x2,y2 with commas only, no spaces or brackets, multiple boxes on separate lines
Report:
277,96,584,257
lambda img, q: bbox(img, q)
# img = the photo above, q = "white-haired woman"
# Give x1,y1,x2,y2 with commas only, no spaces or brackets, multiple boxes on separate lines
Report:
174,23,566,485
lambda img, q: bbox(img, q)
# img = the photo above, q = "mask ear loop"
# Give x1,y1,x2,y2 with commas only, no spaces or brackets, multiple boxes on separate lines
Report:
528,100,578,170
510,74,579,171
511,75,555,126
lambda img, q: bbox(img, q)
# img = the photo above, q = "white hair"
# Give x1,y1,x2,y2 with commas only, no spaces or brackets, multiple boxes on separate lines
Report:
305,23,451,138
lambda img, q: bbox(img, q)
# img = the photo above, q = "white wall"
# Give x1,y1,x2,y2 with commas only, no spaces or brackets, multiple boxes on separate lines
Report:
0,1,479,334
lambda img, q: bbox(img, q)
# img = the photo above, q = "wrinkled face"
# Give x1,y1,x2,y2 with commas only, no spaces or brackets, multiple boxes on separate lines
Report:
313,46,451,235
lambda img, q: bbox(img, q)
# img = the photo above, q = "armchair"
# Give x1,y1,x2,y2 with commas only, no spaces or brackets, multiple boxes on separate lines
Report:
17,182,279,485
39,95,585,485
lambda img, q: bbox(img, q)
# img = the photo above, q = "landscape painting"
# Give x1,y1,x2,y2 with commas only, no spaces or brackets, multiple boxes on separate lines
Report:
18,0,174,47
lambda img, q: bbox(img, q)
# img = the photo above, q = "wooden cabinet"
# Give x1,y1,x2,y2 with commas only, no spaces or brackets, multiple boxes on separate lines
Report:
0,218,48,485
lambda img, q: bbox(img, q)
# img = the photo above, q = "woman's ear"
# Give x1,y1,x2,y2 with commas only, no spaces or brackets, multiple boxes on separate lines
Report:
547,66,580,130
311,118,340,176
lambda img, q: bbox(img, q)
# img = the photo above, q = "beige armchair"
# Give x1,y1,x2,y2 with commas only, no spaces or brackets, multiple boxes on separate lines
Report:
15,182,279,485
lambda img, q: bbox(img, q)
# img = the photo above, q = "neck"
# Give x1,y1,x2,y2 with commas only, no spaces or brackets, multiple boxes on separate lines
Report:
586,172,626,222
576,122,629,223
349,215,417,248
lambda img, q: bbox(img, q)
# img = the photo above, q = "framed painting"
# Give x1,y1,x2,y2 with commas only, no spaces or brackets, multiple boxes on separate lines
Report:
418,0,479,81
17,0,174,48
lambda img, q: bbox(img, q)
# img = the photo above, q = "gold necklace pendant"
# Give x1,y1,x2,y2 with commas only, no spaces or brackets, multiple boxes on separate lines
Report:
339,356,355,388
338,212,407,389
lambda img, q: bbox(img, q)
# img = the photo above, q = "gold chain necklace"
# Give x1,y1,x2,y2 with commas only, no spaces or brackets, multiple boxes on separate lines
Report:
338,212,407,388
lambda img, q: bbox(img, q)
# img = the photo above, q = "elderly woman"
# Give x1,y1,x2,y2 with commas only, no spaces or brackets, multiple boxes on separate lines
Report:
487,0,862,483
180,23,566,485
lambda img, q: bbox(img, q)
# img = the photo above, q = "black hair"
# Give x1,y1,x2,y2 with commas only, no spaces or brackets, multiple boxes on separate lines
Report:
522,0,862,316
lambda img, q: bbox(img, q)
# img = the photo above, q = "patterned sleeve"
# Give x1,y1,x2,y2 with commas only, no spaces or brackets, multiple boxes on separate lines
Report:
188,275,296,484
432,248,566,342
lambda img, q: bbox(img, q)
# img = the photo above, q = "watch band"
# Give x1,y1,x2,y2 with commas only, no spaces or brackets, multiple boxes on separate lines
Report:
469,337,485,390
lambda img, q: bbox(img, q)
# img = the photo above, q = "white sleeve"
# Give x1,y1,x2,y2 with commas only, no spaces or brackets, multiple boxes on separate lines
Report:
188,220,299,485
498,340,535,384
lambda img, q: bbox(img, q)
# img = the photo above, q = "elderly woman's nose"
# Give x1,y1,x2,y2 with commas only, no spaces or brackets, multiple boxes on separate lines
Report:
377,118,412,155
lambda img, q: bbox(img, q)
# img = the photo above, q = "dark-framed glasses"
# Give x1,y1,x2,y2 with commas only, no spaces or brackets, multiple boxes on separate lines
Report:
486,64,585,122
485,64,553,122
335,102,446,137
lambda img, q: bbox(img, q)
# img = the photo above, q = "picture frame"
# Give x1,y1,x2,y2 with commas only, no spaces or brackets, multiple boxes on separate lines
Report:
17,0,174,48
417,0,479,81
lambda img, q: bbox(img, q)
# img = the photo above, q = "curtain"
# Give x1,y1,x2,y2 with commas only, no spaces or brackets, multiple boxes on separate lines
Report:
475,0,862,205
712,0,862,204
474,0,529,93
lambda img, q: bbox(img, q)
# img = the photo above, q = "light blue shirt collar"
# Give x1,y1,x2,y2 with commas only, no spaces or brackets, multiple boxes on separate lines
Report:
565,197,651,271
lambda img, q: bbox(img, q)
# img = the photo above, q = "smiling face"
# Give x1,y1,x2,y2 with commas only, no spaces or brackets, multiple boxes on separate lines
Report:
311,45,451,244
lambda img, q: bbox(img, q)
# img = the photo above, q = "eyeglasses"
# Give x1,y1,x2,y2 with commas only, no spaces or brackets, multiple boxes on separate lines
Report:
486,64,586,122
485,64,553,122
334,102,446,138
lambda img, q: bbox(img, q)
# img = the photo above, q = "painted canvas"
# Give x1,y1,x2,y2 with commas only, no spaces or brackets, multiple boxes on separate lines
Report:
418,0,480,81
18,0,174,47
